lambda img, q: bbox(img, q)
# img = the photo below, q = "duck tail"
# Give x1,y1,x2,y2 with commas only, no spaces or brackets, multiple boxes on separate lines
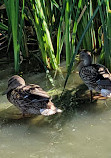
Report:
47,100,56,110
39,101,62,116
47,100,62,112
101,89,111,97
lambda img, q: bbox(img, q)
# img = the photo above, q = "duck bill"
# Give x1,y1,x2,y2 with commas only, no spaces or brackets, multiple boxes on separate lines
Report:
74,56,81,68
74,54,81,64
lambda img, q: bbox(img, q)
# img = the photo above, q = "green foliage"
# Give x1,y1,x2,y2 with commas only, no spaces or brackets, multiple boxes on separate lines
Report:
0,22,8,31
0,0,111,78
98,0,111,69
4,0,25,73
26,0,59,70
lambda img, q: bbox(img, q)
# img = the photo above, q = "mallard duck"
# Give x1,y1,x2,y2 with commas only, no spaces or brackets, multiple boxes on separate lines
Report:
77,50,111,101
3,75,62,116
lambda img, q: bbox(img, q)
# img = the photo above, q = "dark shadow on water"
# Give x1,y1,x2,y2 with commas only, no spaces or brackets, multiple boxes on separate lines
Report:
53,83,94,111
53,83,110,117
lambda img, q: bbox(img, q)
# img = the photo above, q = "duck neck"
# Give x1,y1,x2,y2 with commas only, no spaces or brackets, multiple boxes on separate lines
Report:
79,58,92,70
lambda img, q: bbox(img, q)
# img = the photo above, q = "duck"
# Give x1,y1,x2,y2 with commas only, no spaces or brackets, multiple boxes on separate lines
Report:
77,50,111,101
2,75,62,116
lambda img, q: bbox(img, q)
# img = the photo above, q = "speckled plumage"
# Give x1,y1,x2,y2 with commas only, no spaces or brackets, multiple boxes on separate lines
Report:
3,75,62,116
78,51,111,99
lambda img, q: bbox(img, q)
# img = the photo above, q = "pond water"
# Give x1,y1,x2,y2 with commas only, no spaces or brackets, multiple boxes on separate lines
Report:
0,65,111,158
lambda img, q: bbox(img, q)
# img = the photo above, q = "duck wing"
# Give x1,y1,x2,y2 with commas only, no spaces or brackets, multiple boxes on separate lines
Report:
79,63,111,89
95,64,111,86
22,84,50,101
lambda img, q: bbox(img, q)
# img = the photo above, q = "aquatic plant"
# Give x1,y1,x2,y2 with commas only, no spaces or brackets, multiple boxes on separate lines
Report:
98,0,111,69
3,0,25,73
0,0,111,76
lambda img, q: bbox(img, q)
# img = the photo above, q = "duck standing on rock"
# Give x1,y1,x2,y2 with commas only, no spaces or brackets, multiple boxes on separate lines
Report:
77,50,111,102
3,75,62,116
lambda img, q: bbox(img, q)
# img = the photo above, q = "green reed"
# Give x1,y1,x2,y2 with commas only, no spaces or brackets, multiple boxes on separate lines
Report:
98,0,111,70
1,0,111,76
0,22,8,31
4,0,25,73
26,0,59,70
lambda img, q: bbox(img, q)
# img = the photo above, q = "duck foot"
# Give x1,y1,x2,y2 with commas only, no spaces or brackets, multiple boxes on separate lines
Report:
90,90,93,102
89,90,107,102
93,94,107,100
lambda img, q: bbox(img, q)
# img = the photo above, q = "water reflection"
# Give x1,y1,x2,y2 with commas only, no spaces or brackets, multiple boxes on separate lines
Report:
0,67,111,158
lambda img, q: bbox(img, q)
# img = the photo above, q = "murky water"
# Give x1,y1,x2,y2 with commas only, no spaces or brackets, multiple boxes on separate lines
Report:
0,64,111,158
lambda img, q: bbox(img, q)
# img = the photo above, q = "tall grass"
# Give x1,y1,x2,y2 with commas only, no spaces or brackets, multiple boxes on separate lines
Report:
0,22,8,31
98,0,111,69
65,0,70,69
26,0,59,70
0,0,111,76
4,0,25,73
56,1,65,66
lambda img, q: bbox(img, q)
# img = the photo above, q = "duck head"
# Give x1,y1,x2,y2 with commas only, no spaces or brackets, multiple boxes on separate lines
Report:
2,75,25,95
76,50,92,70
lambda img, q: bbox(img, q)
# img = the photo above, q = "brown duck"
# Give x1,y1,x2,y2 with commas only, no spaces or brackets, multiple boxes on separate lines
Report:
3,75,62,116
77,50,111,101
